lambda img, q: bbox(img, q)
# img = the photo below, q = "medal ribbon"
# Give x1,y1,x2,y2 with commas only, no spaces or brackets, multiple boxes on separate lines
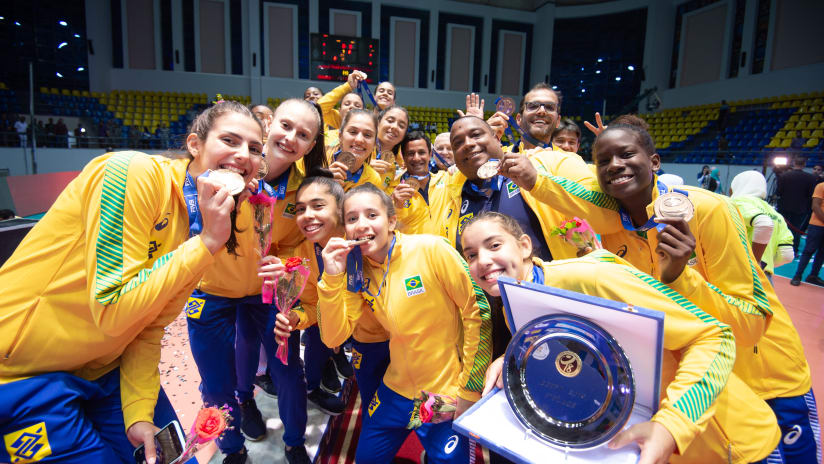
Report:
619,181,689,232
531,264,545,285
357,81,378,108
314,243,324,282
269,167,290,200
183,171,204,238
346,235,396,297
430,149,452,169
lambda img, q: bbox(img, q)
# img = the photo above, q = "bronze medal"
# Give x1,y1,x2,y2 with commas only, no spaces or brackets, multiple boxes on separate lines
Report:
336,151,359,173
477,159,500,179
210,169,246,195
654,192,694,222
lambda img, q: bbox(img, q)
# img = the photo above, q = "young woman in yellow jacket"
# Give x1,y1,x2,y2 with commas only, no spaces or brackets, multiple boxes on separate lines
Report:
0,101,263,463
460,211,782,463
316,183,491,463
505,121,818,463
267,173,390,418
328,108,386,192
371,105,409,188
186,99,327,464
317,70,366,148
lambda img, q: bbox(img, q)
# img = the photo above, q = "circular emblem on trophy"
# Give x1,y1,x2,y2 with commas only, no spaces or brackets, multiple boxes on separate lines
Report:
555,351,582,378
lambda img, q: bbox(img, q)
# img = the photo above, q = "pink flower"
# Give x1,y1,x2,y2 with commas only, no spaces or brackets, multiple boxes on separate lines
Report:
193,407,227,442
419,397,435,423
284,257,305,272
249,193,275,206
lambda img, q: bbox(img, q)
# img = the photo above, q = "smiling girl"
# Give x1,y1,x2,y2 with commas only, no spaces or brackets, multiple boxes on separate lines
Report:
265,173,390,418
515,120,818,463
316,183,491,463
0,101,261,463
329,108,385,192
186,98,327,464
372,105,409,188
460,212,781,463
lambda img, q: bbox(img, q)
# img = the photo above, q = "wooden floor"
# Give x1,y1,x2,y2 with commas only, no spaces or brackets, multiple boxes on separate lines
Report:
162,276,824,463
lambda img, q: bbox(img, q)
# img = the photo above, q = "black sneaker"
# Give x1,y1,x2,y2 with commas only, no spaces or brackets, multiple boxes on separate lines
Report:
331,349,354,378
307,389,345,415
284,445,311,464
805,275,824,286
790,276,802,286
239,399,266,441
320,359,342,394
254,373,277,397
223,447,249,464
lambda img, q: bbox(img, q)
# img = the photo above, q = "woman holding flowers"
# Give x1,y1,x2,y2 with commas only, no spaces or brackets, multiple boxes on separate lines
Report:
186,98,326,464
316,183,491,463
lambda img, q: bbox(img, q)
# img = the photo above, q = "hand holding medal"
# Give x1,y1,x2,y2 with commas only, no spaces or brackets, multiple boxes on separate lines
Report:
652,191,697,284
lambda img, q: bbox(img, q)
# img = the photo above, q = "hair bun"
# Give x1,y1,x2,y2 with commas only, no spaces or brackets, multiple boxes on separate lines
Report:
307,166,334,179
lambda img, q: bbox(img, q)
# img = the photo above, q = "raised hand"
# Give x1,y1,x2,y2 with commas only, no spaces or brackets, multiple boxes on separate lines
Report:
392,182,416,208
457,93,485,118
322,237,355,275
499,152,538,190
584,112,607,136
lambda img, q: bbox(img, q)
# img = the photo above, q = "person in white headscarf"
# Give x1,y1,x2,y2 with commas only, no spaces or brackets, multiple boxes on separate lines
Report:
658,173,684,188
730,170,794,280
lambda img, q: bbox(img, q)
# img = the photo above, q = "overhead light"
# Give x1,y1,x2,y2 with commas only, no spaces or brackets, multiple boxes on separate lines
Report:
56,72,64,78
597,58,603,63
627,65,635,71
15,21,22,26
58,42,68,49
77,66,85,71
0,16,5,20
615,76,622,81
551,85,558,90
58,20,68,26
580,67,584,71
596,70,601,74
74,33,81,38
581,88,586,93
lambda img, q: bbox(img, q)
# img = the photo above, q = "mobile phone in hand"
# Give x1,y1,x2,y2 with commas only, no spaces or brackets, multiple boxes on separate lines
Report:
133,420,186,464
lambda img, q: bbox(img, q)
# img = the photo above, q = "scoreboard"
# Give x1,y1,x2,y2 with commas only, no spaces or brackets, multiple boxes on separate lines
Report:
310,33,379,84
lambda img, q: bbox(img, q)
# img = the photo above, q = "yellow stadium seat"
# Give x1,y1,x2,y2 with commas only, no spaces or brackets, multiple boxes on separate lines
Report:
805,138,819,148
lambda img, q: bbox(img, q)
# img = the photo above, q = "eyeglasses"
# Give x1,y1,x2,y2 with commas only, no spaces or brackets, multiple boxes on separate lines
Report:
524,101,558,113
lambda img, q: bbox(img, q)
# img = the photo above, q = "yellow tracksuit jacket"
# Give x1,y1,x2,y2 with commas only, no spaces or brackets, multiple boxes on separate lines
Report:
280,239,388,343
538,251,779,462
316,232,492,402
267,161,308,257
343,162,386,193
410,149,613,260
0,152,215,430
390,170,450,233
317,82,350,131
197,202,264,298
527,174,812,399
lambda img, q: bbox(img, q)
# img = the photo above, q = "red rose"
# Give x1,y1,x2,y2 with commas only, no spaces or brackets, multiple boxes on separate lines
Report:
194,407,226,442
419,401,433,423
284,257,304,271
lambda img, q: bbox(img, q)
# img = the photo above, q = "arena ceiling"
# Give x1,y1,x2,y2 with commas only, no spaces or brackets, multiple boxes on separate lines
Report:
453,0,620,12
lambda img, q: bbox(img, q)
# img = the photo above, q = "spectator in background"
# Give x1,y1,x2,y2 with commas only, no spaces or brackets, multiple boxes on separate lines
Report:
158,122,171,149
45,117,56,147
730,171,794,284
0,209,16,220
55,118,69,148
141,126,153,149
790,180,824,287
777,156,818,253
0,114,12,146
790,131,805,157
14,115,28,148
717,99,729,131
551,118,582,154
717,135,729,163
813,164,824,184
106,118,119,147
698,165,719,192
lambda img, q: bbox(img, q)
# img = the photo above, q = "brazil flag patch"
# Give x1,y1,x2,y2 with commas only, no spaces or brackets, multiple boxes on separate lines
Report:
404,275,425,297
